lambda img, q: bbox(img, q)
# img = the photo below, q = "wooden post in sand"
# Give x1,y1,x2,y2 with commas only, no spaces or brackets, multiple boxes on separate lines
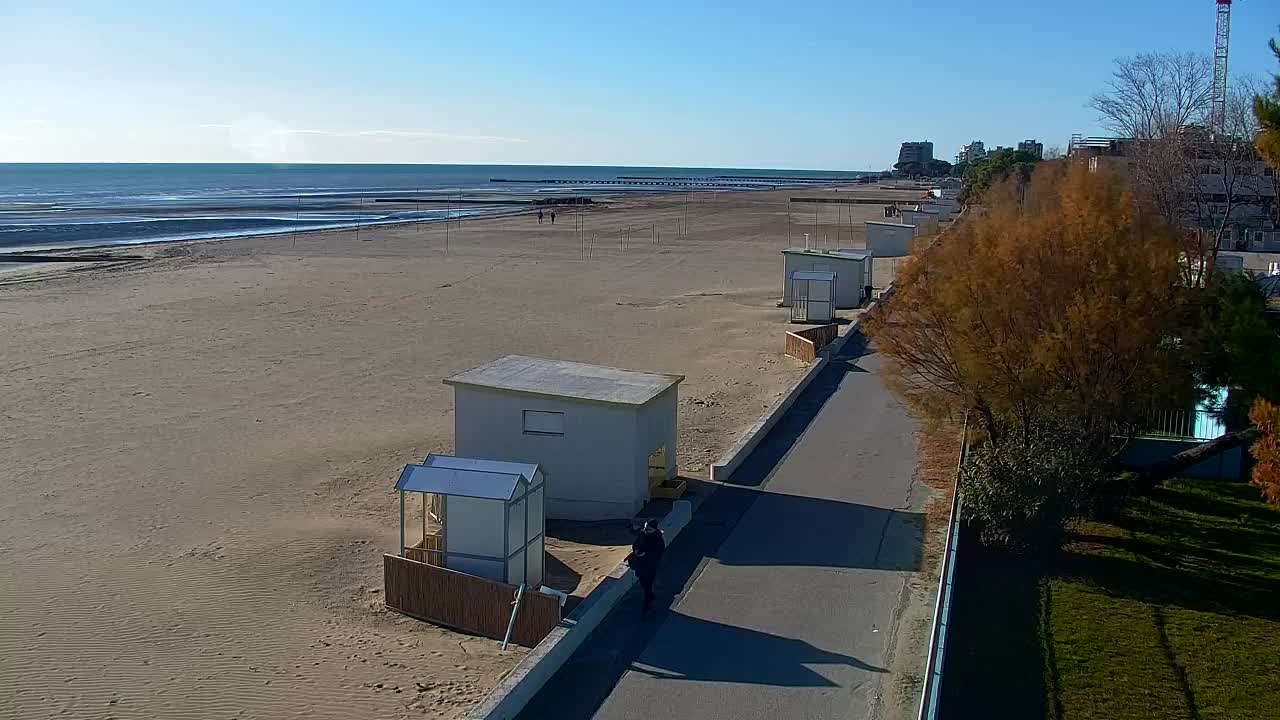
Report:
683,192,690,238
787,200,792,247
355,193,363,242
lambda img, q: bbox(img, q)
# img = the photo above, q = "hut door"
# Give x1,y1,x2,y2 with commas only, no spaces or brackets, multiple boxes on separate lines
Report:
792,280,809,322
808,280,832,322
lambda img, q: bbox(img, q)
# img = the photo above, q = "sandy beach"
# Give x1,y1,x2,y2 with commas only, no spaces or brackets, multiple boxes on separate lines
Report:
0,186,924,719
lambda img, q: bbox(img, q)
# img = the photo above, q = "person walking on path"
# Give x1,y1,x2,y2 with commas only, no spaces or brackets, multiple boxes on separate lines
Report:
550,210,556,224
628,519,666,619
537,209,544,224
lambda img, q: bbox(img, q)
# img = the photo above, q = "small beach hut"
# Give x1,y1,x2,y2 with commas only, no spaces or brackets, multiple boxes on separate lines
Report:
781,247,872,309
395,454,545,588
865,221,916,257
446,356,683,521
789,270,837,324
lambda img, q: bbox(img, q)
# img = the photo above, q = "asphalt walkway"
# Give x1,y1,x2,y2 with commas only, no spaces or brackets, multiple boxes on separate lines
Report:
516,331,921,720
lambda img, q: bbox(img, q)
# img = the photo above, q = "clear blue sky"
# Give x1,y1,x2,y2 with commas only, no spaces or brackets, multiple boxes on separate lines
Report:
1,0,1275,169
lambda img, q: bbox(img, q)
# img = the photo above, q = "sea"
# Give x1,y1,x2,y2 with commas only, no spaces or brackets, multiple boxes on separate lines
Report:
0,164,873,254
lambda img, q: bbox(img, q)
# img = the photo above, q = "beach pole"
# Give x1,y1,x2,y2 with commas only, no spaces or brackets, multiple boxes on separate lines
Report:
787,200,792,246
355,193,363,242
293,194,300,249
683,192,689,238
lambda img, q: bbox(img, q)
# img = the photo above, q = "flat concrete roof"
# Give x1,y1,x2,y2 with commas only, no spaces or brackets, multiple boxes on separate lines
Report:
444,355,684,406
782,247,872,261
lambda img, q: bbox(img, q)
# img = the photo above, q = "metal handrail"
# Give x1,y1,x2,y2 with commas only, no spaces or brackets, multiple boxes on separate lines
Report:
917,418,969,720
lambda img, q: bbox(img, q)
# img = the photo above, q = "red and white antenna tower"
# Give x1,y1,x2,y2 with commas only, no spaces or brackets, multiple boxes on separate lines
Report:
1211,0,1232,132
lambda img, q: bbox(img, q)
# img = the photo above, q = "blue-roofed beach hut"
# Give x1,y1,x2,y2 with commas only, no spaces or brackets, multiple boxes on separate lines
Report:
396,454,545,588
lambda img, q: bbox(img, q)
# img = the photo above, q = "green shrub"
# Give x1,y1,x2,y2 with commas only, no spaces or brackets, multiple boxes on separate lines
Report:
961,421,1107,552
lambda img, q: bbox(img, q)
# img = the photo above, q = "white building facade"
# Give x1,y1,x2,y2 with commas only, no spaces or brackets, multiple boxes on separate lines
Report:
780,247,872,309
865,221,917,256
446,356,682,521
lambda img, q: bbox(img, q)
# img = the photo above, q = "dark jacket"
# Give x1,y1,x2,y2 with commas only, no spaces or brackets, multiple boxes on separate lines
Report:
629,527,666,579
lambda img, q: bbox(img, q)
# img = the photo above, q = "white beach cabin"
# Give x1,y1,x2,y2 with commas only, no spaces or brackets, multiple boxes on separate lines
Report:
445,356,683,521
865,221,917,257
395,454,545,588
900,209,940,235
781,247,872,309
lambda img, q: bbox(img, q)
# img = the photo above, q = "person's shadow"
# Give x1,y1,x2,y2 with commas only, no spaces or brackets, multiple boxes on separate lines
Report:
630,611,886,686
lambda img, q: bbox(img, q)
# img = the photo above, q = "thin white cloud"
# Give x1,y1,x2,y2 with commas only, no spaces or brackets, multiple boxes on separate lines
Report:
199,123,524,144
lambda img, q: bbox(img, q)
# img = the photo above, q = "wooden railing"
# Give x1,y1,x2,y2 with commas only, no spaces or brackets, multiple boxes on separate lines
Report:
784,323,840,362
404,534,444,565
383,554,561,648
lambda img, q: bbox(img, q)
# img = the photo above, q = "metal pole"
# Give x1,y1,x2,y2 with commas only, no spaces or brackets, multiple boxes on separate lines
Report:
501,584,527,651
355,193,363,242
683,192,689,237
293,194,300,248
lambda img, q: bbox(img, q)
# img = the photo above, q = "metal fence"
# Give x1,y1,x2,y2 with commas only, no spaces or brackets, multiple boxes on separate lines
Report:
1143,409,1226,441
917,421,969,720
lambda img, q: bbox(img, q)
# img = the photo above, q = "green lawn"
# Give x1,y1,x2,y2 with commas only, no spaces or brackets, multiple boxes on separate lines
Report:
942,478,1280,720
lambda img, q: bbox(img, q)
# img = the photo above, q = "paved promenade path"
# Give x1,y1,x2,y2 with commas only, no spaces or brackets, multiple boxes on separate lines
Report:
517,331,923,720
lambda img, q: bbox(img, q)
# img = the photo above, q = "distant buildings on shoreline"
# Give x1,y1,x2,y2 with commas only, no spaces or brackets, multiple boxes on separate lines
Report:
1017,139,1044,160
1067,132,1276,244
894,137,1046,174
897,141,934,168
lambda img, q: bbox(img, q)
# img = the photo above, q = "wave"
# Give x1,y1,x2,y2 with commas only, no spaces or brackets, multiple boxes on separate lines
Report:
0,208,494,253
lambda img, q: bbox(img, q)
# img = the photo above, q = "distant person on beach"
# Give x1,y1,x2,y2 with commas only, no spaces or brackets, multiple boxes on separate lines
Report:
550,211,556,224
537,209,544,224
627,519,666,619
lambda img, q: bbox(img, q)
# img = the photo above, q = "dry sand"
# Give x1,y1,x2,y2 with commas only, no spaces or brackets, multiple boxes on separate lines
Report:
0,186,926,719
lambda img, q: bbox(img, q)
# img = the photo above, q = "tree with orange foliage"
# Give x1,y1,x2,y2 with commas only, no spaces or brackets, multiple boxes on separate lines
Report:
867,160,1198,547
867,160,1190,449
1248,399,1280,506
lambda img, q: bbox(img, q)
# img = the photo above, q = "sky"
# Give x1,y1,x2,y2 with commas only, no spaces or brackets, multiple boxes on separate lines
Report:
0,0,1276,170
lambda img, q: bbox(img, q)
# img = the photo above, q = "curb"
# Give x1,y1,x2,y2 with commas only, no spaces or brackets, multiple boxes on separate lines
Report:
465,500,693,720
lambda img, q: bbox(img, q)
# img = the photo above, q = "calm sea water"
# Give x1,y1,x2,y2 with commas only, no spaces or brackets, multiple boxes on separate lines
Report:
0,164,870,253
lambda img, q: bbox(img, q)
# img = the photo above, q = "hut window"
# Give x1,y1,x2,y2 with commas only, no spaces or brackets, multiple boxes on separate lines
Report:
523,410,565,436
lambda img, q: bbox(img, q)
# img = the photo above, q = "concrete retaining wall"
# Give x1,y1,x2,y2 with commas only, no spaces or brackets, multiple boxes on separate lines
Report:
1119,437,1245,480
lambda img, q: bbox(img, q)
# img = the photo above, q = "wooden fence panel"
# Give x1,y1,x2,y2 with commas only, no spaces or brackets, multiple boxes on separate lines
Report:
785,332,817,362
784,323,838,362
383,554,561,648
